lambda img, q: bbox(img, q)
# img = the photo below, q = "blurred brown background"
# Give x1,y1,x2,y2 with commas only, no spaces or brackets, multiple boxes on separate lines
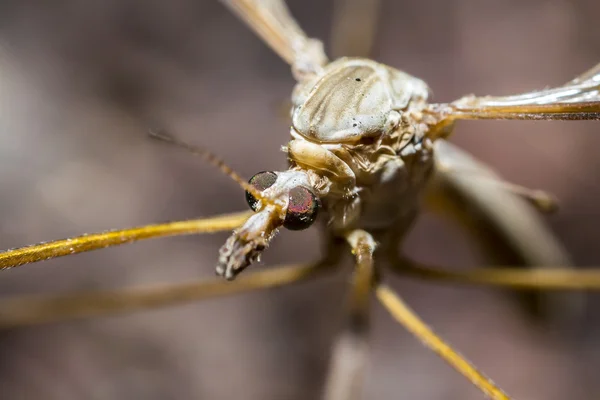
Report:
0,0,598,399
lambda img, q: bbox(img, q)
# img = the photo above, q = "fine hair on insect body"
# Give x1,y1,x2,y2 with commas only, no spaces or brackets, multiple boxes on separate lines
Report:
0,1,599,399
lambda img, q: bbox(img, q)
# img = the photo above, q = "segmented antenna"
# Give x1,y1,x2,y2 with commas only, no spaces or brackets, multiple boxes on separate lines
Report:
148,128,277,210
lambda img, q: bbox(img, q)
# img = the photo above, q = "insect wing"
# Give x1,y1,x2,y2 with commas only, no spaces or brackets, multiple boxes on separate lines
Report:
434,62,600,121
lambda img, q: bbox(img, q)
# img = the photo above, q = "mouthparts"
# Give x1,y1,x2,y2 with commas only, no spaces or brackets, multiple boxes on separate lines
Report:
216,207,282,280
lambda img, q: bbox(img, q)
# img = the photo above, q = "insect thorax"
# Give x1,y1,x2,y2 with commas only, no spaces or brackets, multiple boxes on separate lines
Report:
291,57,430,143
286,57,435,235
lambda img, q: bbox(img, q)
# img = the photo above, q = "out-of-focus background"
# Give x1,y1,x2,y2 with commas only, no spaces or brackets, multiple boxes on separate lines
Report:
0,0,598,399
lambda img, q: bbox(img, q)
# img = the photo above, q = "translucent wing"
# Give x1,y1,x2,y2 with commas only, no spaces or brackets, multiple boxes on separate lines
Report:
221,0,328,78
431,63,600,121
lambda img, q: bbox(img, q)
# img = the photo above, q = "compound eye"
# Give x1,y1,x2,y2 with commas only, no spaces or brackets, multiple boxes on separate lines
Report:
245,171,277,211
283,186,320,231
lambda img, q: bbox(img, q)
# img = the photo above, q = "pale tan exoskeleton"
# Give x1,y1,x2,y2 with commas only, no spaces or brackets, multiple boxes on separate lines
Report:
0,1,600,399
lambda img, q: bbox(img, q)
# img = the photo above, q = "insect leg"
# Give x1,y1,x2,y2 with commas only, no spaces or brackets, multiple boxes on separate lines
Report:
329,0,382,59
426,139,583,325
0,260,339,329
0,234,345,329
376,283,512,400
394,257,600,291
322,230,376,400
220,0,328,79
0,211,251,270
435,161,558,214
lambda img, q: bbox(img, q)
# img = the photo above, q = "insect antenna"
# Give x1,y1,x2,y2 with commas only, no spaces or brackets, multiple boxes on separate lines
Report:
148,128,279,211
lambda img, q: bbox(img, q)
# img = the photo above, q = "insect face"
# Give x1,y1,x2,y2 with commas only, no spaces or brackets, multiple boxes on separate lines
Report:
217,169,321,280
245,170,321,230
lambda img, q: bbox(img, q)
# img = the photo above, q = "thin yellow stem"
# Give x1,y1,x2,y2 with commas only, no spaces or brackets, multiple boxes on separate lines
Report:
393,259,600,290
376,284,511,400
0,261,333,328
0,211,251,270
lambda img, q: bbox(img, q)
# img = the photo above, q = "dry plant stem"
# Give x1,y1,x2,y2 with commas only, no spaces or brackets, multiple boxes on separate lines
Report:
395,258,600,290
322,230,376,400
0,211,251,270
376,284,511,400
0,261,334,329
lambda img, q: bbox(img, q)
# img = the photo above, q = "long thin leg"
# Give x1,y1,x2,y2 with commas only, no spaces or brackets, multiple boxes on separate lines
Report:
0,211,251,270
427,139,584,323
435,162,558,213
322,230,376,400
0,260,338,329
393,257,600,290
220,0,328,79
329,0,382,59
376,284,511,400
0,235,345,328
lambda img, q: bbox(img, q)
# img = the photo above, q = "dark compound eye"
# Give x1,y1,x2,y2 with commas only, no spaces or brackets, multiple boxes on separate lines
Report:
283,186,320,231
245,171,277,211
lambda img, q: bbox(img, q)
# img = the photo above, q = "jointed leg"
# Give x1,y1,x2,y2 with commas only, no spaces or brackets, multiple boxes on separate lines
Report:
435,162,557,214
0,260,340,329
0,211,251,270
393,257,600,291
329,0,381,59
0,232,345,329
376,284,511,400
322,230,376,400
220,0,328,79
427,140,585,322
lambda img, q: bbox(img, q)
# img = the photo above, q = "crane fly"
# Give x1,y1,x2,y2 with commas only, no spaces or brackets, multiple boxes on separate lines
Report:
0,0,600,399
